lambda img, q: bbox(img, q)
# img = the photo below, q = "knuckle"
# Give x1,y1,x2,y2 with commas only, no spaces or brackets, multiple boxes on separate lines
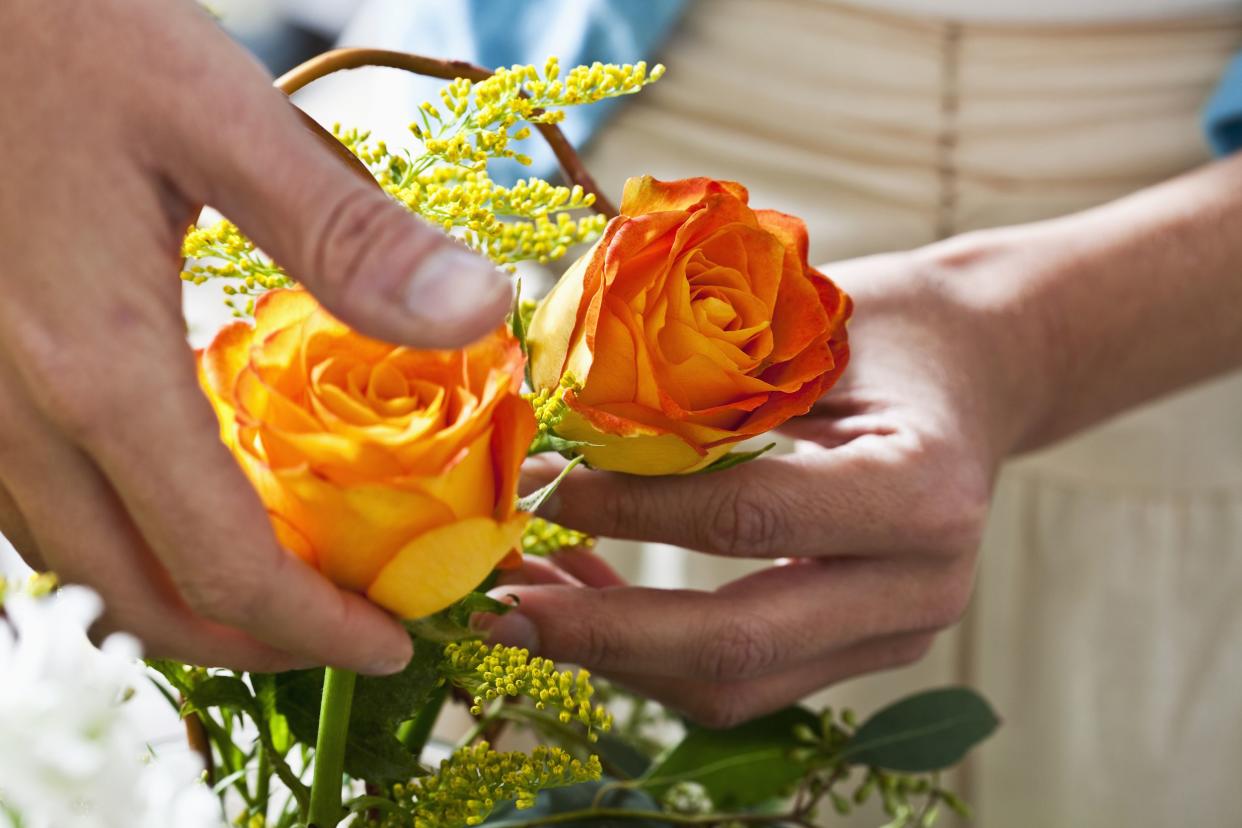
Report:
560,601,626,669
15,344,113,443
705,486,789,557
178,570,263,626
887,633,936,668
600,476,649,540
923,567,975,631
693,612,780,682
310,188,415,298
904,438,991,556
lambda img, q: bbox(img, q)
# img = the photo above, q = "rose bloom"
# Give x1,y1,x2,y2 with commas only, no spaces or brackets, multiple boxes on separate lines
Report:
197,289,535,619
527,176,852,475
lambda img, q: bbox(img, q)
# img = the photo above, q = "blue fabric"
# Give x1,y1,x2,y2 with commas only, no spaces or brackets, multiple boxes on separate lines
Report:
1204,51,1242,155
399,0,689,181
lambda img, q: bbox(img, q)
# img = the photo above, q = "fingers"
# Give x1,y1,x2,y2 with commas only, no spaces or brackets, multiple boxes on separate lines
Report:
0,406,305,671
148,10,511,349
546,548,627,588
504,551,628,589
0,331,413,674
531,439,972,560
479,556,973,683
91,358,413,674
605,631,936,729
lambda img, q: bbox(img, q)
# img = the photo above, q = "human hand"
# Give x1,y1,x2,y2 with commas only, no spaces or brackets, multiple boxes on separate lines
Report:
0,0,511,673
485,246,1047,725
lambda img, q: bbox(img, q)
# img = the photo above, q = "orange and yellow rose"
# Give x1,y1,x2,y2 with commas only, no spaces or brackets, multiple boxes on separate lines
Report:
527,176,852,475
197,289,535,619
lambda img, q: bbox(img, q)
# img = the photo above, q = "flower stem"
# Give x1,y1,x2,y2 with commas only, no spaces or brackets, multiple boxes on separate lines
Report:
307,667,357,828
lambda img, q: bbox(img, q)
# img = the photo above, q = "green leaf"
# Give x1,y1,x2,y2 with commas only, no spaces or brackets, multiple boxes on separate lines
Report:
592,731,653,780
698,443,776,474
251,674,293,756
404,614,477,643
515,455,584,513
527,433,596,456
639,706,817,809
183,675,256,716
271,637,445,783
449,591,514,622
839,687,999,772
484,778,670,827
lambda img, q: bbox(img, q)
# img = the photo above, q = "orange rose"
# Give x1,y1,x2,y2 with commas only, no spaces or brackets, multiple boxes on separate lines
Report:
527,176,852,475
197,289,536,619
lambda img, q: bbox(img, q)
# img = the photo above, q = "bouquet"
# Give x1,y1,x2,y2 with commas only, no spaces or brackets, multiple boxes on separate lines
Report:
0,49,997,828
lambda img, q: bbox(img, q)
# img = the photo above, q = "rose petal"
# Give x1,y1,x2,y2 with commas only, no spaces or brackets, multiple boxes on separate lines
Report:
367,514,528,618
621,176,750,216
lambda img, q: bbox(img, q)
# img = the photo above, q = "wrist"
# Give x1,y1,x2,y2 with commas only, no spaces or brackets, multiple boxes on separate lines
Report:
911,223,1073,459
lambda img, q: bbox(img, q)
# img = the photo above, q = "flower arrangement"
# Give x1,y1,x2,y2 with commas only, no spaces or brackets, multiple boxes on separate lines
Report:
1,48,998,828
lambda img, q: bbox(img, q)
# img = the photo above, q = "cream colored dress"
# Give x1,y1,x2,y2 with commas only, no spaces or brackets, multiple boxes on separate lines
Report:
580,2,1242,826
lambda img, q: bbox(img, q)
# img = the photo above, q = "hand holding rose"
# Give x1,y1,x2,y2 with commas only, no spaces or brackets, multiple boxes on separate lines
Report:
488,153,1242,724
0,0,511,675
491,248,999,725
526,176,851,475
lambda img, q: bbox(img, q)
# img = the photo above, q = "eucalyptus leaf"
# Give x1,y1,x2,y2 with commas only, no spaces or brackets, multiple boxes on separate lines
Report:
515,455,584,513
838,687,999,772
639,706,817,809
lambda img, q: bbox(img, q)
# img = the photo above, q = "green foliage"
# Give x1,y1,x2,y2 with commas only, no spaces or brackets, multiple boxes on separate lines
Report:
514,455,584,513
484,778,667,827
840,687,999,773
270,637,444,783
368,744,602,827
443,640,612,735
520,517,595,557
641,706,819,809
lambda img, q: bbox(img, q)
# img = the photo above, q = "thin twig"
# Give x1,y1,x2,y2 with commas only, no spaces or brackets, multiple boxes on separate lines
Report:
182,706,215,781
274,47,618,217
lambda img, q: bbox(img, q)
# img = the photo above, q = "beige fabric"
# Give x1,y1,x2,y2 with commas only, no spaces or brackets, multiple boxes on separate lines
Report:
581,2,1242,826
866,0,1240,23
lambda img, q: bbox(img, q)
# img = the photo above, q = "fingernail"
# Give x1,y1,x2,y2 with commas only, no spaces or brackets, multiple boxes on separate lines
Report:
479,610,540,652
361,653,411,676
406,245,512,321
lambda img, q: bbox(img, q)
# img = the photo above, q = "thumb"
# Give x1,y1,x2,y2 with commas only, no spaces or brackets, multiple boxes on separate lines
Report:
174,83,512,348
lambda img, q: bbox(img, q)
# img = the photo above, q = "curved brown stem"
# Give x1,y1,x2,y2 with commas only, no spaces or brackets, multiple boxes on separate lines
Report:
275,47,618,218
181,704,215,781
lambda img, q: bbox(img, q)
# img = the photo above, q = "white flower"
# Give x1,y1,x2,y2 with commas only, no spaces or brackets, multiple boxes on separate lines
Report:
0,586,223,828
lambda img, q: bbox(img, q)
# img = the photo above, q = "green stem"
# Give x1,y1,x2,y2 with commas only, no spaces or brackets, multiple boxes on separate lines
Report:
397,683,448,757
307,667,357,828
254,743,271,822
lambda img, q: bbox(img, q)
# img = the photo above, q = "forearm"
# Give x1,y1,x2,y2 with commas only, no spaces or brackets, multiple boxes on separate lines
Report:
922,153,1242,456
